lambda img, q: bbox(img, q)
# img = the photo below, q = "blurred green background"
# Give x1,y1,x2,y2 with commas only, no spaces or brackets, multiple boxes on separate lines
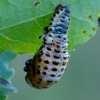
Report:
8,28,100,100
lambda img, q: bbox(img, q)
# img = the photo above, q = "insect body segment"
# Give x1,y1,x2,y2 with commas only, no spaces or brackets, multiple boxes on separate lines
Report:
40,4,70,44
24,4,70,89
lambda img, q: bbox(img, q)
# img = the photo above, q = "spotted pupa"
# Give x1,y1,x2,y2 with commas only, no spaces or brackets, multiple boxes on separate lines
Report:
24,4,70,89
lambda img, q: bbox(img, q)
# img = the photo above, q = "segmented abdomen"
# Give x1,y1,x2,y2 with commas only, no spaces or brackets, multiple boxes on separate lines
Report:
24,4,70,89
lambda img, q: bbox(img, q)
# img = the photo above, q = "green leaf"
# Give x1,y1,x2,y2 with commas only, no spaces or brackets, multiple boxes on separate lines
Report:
0,95,8,100
0,51,17,99
0,0,99,53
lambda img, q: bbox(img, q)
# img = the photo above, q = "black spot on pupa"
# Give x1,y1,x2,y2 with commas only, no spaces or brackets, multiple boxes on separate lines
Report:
43,37,46,41
56,44,60,48
65,8,70,13
38,65,40,68
32,84,35,87
44,27,48,31
52,61,59,65
44,66,48,70
62,62,66,66
43,87,47,88
44,60,49,64
61,68,64,72
53,13,56,17
50,74,55,77
54,48,60,53
52,68,57,71
42,72,46,75
34,2,40,6
24,66,29,72
58,35,62,38
60,23,68,30
64,56,67,59
39,59,42,62
49,34,52,37
47,46,51,51
30,78,32,82
58,74,61,77
39,35,42,39
60,7,63,11
25,59,32,66
63,50,66,53
63,37,66,40
37,82,41,84
56,10,59,14
45,52,50,57
38,51,44,57
47,80,53,83
49,22,52,25
37,69,40,74
60,18,65,23
53,54,60,59
39,78,42,81
64,12,70,17
51,17,54,21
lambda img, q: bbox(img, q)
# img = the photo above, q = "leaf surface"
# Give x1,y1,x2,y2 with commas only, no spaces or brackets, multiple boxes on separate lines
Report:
0,0,99,53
